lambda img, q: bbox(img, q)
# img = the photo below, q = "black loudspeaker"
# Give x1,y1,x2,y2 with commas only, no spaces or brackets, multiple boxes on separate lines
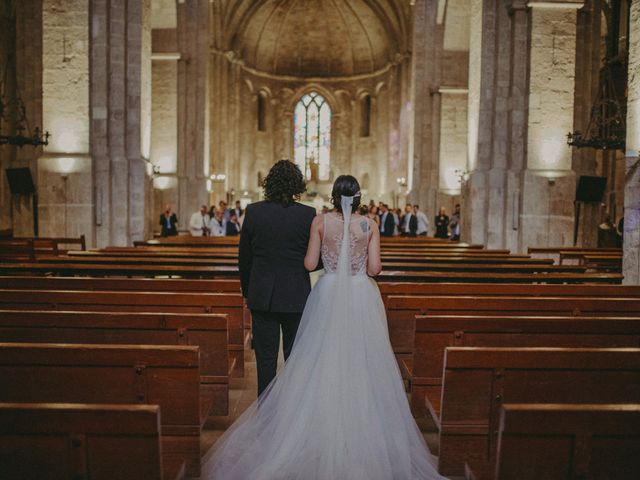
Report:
575,176,607,203
5,167,35,195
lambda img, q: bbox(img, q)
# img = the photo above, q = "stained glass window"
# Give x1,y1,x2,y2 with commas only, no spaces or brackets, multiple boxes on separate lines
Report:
294,92,331,181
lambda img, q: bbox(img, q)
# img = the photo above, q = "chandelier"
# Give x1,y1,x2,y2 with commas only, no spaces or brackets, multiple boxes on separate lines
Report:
567,59,626,151
0,94,50,147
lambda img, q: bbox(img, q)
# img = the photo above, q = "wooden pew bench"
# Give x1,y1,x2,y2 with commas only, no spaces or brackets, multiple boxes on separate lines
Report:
0,342,201,476
0,309,230,416
488,403,640,480
378,282,640,305
38,254,239,267
0,289,246,377
376,270,622,283
0,402,176,480
0,261,240,278
407,314,640,416
386,295,640,359
435,347,640,477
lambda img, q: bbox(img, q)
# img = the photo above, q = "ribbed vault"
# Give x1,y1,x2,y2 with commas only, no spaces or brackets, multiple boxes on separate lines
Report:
217,0,410,78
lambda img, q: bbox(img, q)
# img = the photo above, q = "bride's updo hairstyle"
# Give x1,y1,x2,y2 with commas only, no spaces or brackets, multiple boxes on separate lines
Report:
331,175,361,214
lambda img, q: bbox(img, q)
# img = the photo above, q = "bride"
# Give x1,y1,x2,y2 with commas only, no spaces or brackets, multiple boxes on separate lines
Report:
202,175,446,479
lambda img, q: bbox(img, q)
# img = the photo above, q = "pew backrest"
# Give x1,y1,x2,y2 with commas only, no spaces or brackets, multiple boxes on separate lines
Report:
0,402,163,480
496,403,640,480
437,347,640,476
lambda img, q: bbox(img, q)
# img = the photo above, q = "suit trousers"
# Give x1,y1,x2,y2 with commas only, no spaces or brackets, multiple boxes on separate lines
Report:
251,310,302,396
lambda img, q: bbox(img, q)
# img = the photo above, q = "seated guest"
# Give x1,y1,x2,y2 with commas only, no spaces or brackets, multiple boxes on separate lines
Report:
435,207,449,239
226,211,241,236
159,204,178,236
401,203,418,236
414,204,429,236
379,204,395,237
189,205,211,236
210,208,226,237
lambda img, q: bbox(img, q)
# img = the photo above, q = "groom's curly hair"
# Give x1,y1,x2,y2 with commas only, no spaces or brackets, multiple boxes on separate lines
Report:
262,159,307,206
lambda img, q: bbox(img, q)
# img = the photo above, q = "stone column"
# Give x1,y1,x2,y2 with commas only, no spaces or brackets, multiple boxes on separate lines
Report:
409,0,441,221
176,0,210,224
623,0,640,284
38,0,92,242
521,1,583,250
91,0,150,247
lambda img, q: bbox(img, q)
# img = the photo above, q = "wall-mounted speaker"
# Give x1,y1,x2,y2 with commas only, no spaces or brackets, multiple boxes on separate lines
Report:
5,167,35,195
575,175,607,203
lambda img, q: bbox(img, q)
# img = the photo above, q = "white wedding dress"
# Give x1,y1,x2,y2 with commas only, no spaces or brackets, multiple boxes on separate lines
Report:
202,197,446,480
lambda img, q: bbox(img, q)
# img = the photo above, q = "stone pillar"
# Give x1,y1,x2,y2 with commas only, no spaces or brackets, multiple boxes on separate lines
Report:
150,28,179,231
91,0,150,247
623,0,640,284
461,0,496,246
0,0,43,235
176,0,209,224
38,0,93,242
521,1,583,250
409,0,441,222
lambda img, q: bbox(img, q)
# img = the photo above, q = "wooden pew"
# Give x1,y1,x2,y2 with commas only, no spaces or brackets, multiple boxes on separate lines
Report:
0,403,173,480
135,236,240,247
407,314,640,416
376,270,622,283
386,295,640,359
380,263,586,273
0,309,230,416
0,275,241,293
436,347,640,476
489,403,640,480
37,254,239,267
0,289,246,377
0,276,250,351
0,262,239,278
378,282,640,304
0,239,36,261
0,342,201,476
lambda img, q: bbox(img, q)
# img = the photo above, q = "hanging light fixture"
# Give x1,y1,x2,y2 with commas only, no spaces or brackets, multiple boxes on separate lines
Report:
567,59,626,151
0,60,50,147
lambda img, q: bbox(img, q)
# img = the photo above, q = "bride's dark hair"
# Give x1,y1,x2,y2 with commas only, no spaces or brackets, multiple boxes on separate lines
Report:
331,175,361,213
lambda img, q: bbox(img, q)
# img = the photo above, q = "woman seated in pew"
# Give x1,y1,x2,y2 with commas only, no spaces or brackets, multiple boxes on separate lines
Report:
203,175,446,479
225,211,241,236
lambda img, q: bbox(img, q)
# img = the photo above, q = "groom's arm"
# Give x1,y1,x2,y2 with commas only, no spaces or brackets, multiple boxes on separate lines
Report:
238,206,253,297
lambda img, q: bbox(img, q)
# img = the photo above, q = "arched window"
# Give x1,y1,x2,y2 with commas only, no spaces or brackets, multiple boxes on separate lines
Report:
294,92,331,181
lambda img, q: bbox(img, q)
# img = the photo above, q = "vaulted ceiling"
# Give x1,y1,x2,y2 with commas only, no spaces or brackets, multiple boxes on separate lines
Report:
218,0,411,78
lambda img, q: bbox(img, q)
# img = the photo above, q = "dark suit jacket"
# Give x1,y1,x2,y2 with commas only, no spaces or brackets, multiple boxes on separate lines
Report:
239,201,317,313
380,212,395,237
159,214,178,236
403,214,418,236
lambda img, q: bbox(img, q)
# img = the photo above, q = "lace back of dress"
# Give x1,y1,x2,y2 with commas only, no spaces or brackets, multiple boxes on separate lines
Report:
320,198,369,276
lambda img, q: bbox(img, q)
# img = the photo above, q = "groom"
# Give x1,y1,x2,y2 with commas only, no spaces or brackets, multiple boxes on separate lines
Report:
239,160,318,395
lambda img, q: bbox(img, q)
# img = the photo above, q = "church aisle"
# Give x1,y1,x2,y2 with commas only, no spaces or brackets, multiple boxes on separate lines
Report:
200,348,444,478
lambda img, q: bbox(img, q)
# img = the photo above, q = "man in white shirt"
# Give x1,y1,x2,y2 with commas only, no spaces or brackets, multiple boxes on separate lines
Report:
189,205,211,236
209,208,226,237
414,204,429,236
